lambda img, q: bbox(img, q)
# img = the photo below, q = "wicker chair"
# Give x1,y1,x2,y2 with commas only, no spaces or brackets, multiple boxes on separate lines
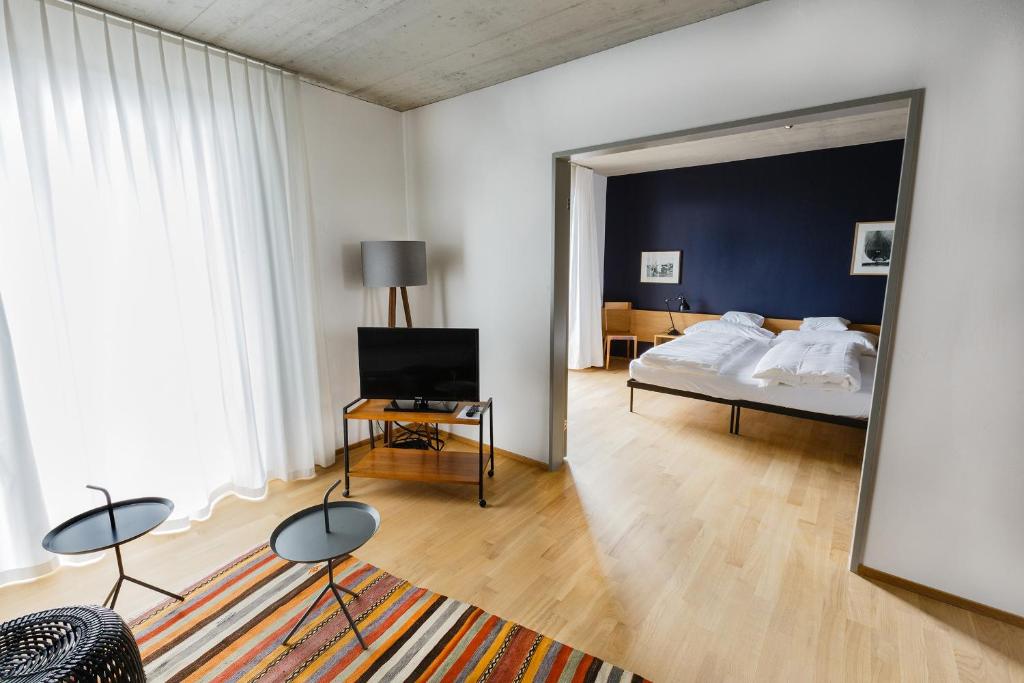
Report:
0,606,144,682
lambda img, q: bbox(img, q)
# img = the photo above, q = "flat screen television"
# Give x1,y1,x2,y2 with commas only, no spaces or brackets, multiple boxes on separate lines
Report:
357,327,479,411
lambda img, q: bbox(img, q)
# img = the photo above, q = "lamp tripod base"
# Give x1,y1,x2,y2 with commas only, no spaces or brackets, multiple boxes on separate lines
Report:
385,286,414,445
387,287,413,329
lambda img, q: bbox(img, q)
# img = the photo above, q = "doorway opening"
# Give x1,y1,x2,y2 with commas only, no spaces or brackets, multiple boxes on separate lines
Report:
550,91,923,570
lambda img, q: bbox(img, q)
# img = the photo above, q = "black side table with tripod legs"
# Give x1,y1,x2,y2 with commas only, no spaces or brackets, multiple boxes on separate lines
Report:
42,485,184,610
269,480,381,648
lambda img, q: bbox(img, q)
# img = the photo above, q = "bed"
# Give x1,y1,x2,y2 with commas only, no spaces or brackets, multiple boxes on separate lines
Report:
627,324,875,434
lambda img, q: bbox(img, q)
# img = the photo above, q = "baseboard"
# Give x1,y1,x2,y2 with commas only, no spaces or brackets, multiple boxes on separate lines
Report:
857,564,1024,629
441,432,548,470
334,436,371,456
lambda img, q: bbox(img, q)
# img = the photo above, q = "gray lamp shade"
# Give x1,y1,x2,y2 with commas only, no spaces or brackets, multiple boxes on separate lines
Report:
360,241,427,288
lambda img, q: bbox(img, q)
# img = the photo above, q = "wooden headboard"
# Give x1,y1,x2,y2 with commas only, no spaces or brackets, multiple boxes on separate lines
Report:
627,309,881,343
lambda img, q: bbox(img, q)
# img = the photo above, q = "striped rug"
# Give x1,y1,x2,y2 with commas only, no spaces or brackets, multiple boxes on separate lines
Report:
130,544,649,682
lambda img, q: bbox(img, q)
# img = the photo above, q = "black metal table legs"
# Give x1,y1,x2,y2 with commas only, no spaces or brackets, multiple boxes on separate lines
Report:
478,401,495,508
101,545,184,610
282,558,367,649
729,405,742,435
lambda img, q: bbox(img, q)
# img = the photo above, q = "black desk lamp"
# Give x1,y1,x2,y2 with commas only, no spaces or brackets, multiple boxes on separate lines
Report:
664,295,691,335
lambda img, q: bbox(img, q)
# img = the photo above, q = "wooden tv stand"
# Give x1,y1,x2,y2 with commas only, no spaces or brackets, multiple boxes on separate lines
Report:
341,398,494,507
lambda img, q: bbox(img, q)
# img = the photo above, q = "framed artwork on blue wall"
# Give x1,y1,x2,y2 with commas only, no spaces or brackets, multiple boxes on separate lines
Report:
850,221,894,276
640,251,681,283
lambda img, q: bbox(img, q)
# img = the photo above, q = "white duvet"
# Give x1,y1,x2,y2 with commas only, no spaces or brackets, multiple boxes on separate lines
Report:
775,329,879,355
640,320,774,374
753,340,862,391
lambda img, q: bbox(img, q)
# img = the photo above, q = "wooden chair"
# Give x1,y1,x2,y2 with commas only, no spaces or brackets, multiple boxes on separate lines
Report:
603,302,638,369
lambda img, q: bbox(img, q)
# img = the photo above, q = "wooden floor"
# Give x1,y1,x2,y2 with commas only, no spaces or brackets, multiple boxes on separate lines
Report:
3,364,1022,681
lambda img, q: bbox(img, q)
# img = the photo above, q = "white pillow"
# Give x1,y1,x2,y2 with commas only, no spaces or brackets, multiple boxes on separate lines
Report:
721,311,765,328
800,316,850,331
776,329,879,355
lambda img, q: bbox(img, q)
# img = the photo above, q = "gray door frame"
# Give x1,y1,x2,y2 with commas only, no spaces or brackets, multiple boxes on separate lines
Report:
549,90,925,570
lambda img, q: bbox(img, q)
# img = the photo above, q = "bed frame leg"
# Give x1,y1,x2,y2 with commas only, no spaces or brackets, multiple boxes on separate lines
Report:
629,387,634,413
729,405,735,434
734,406,741,436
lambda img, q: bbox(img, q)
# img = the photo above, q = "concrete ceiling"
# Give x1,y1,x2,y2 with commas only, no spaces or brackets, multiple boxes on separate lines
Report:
83,0,765,111
572,101,910,175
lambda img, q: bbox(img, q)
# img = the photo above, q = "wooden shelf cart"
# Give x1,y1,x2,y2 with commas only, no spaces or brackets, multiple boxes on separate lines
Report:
341,398,495,507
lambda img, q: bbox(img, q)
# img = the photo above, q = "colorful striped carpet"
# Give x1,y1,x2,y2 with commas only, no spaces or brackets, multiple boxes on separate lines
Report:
130,544,649,682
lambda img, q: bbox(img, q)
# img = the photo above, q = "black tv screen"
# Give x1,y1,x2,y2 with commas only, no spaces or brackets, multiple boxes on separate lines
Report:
357,327,479,402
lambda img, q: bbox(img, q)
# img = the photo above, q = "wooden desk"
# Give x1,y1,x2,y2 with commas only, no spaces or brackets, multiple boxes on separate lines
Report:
653,334,681,346
341,398,494,507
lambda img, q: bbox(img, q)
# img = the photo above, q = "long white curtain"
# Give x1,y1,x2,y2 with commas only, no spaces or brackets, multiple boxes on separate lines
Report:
0,0,333,586
0,294,54,584
567,165,607,369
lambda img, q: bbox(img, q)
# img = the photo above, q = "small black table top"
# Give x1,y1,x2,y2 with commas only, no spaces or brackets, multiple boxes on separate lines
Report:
42,498,174,555
270,501,380,564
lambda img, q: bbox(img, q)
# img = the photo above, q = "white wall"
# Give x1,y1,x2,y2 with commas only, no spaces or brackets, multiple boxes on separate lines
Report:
402,0,1024,614
300,82,407,446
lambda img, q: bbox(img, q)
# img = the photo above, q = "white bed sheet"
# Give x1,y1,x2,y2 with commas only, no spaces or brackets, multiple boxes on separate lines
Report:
629,343,875,419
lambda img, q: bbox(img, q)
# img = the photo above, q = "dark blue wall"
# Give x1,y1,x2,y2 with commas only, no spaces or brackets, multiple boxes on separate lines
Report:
603,140,903,324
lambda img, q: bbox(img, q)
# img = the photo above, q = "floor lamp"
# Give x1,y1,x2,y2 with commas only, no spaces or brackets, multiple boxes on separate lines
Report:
361,240,428,443
360,240,427,328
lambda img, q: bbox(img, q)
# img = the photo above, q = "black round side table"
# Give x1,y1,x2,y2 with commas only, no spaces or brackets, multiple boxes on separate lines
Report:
41,485,184,610
0,605,144,682
270,480,380,648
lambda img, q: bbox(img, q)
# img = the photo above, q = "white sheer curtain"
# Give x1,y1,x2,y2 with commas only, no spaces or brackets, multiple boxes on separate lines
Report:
0,0,333,586
0,294,55,584
567,164,607,369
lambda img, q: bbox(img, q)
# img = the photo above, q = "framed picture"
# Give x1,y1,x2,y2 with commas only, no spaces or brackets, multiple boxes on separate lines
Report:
850,221,894,276
640,251,681,284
